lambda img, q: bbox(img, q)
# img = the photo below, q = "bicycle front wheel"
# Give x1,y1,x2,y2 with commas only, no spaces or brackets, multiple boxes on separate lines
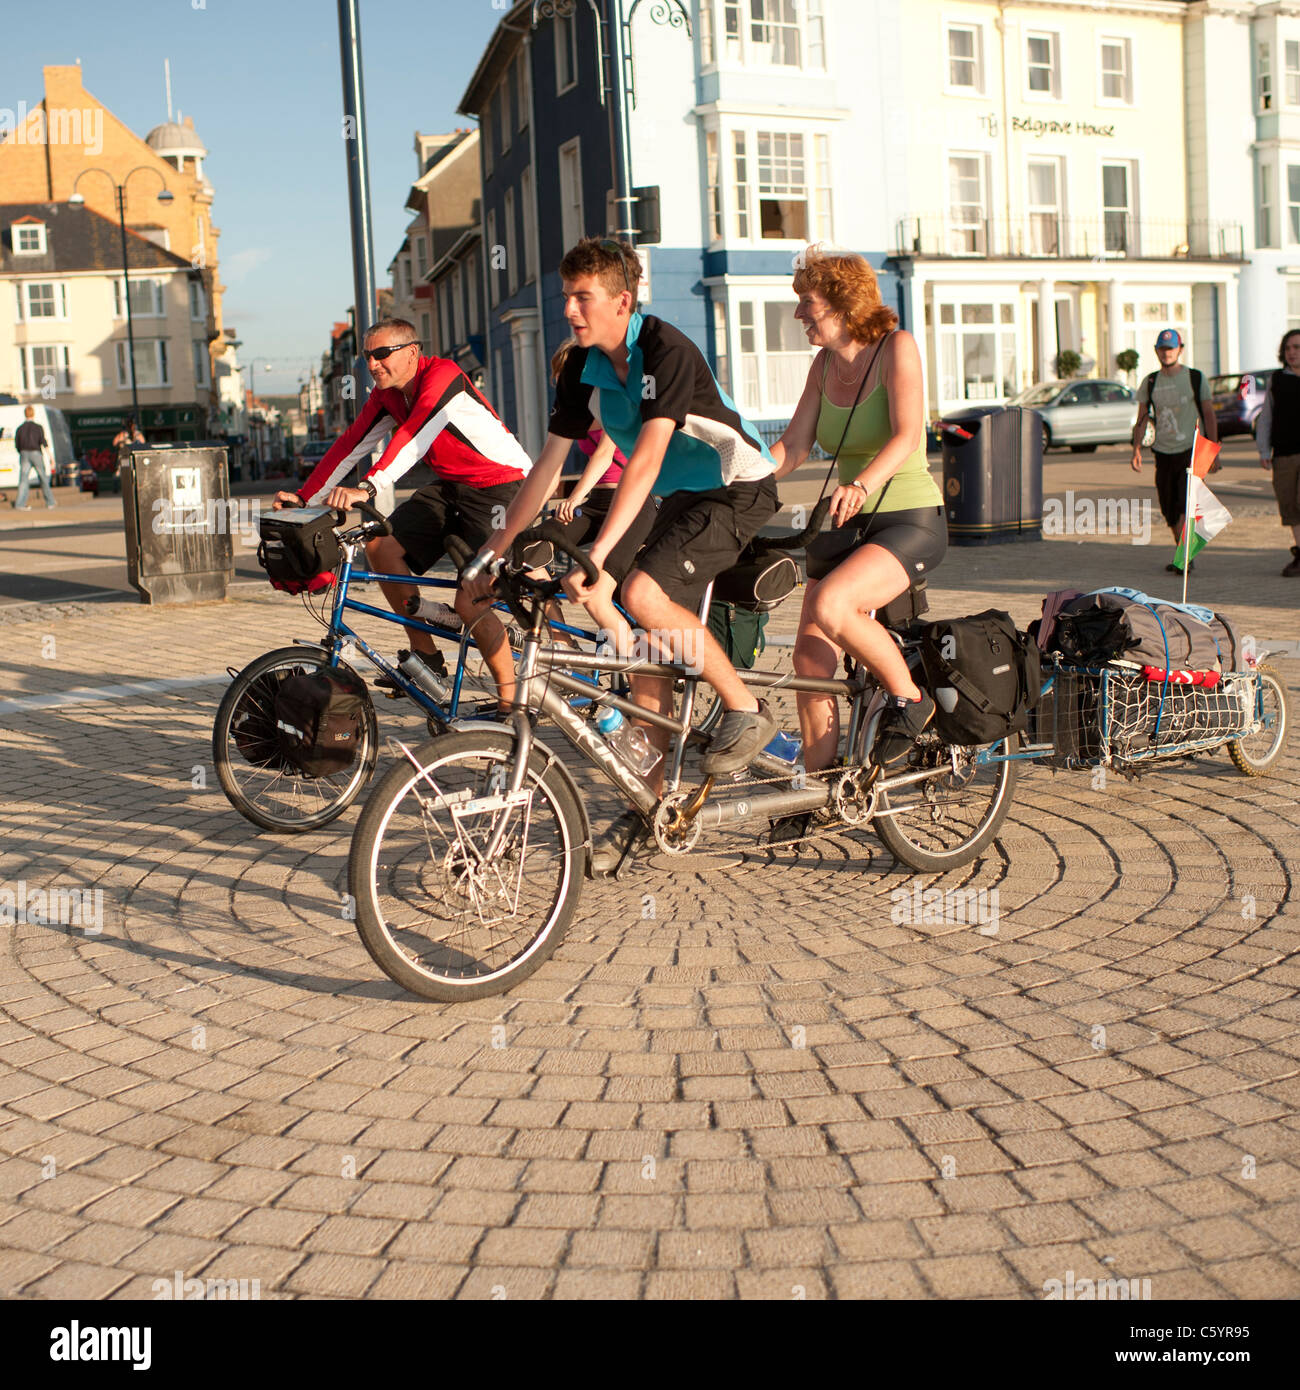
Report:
213,646,379,833
348,730,587,1001
873,733,1021,872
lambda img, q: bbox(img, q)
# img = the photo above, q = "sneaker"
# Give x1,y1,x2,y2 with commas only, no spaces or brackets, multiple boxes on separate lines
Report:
873,691,936,768
460,701,512,722
590,809,652,875
767,811,811,847
1282,547,1300,578
699,700,778,776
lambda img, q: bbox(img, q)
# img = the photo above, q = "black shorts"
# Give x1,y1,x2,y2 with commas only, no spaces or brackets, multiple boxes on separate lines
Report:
1154,450,1193,529
548,488,658,585
805,504,948,583
389,478,520,575
633,476,780,612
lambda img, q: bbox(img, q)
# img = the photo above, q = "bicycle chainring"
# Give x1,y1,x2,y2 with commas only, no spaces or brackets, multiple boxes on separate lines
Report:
653,792,704,855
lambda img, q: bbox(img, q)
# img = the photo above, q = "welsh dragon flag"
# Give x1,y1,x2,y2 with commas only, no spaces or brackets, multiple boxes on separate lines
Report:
1172,475,1231,570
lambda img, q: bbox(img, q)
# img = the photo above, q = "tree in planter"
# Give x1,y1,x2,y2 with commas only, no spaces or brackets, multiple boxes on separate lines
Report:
1055,349,1082,380
1116,348,1140,385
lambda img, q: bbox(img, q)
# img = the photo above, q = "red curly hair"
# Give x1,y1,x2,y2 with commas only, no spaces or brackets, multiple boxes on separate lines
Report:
792,246,898,344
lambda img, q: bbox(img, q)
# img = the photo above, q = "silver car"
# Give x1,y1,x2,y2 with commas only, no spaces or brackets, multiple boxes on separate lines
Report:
1012,379,1138,452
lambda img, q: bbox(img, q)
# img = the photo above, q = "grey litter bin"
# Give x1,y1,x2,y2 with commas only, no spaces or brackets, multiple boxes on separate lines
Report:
939,405,1043,545
122,444,234,603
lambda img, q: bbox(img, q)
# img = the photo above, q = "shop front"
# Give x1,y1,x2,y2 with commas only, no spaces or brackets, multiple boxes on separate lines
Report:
66,404,206,459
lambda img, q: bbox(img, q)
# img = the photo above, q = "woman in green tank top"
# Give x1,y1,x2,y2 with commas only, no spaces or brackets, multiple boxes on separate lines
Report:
770,249,947,813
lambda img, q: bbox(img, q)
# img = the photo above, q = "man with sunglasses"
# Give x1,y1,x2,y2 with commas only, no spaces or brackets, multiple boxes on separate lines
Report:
466,237,780,873
273,317,533,709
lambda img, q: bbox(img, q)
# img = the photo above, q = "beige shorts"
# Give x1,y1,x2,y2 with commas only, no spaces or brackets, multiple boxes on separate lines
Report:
1272,453,1300,526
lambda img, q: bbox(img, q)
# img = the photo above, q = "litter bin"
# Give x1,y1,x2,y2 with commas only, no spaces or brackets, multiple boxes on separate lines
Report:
939,405,1043,545
122,444,234,603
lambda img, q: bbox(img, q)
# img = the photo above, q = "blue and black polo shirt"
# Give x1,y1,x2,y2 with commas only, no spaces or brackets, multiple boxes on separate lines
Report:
547,312,776,495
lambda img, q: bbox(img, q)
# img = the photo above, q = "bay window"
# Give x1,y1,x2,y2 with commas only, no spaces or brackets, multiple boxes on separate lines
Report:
116,339,170,389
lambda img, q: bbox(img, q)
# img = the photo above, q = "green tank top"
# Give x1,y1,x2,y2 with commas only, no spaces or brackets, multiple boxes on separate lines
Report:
816,354,941,515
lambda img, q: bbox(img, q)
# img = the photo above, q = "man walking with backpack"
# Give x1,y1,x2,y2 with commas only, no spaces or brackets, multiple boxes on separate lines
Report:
1130,329,1218,568
13,406,56,512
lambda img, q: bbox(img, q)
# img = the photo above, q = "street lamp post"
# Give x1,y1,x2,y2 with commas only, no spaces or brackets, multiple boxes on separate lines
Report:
68,168,174,427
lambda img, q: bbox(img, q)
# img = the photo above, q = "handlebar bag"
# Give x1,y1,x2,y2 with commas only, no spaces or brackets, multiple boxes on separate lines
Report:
272,667,366,777
919,609,1043,745
257,507,341,594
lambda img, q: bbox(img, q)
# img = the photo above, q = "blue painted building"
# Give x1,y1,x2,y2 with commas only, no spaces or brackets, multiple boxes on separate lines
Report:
457,1,898,450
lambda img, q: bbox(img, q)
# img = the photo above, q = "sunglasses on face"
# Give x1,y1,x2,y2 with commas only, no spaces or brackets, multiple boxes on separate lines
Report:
363,341,418,362
598,239,634,297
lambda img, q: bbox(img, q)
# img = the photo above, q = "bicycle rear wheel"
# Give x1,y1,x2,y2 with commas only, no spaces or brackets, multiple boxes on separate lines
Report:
1228,664,1291,776
873,733,1021,872
348,729,587,1001
213,646,379,833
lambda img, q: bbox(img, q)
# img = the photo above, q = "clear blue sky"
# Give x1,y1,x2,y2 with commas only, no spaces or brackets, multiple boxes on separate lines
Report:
0,0,504,395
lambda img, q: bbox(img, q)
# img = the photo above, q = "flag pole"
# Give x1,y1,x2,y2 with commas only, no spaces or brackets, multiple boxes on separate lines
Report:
1181,424,1197,606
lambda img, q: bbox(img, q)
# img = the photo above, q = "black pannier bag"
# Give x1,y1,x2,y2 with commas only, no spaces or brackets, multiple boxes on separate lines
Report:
918,609,1043,746
272,668,367,777
257,507,341,595
231,670,294,771
1053,592,1241,673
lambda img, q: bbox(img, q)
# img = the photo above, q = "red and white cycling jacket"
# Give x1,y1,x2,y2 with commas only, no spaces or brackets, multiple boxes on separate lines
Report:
298,356,531,503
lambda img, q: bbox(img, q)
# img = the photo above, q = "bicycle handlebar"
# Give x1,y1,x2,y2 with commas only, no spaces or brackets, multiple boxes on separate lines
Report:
759,495,832,552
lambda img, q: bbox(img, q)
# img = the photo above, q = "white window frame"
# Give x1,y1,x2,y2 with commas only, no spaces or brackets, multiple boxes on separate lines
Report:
727,122,832,246
414,234,428,282
558,138,584,253
723,283,817,417
1026,155,1066,257
705,128,723,244
1025,30,1062,102
1098,35,1134,106
1259,41,1273,112
21,344,72,393
1287,40,1300,107
1260,159,1277,249
19,281,69,321
517,49,530,131
115,339,170,390
700,0,717,66
498,80,512,157
1100,157,1140,257
521,167,537,283
113,277,165,319
555,11,579,93
947,151,991,256
934,293,1020,409
946,22,985,96
13,223,46,255
504,186,519,295
1288,164,1300,245
192,338,210,388
706,0,825,71
189,278,206,321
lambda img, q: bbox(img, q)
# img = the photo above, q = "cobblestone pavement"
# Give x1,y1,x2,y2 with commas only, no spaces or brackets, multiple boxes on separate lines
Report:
1,508,1298,1301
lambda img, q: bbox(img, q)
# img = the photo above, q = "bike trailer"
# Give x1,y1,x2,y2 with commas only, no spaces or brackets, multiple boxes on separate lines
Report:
257,507,341,595
272,667,367,777
1051,589,1242,676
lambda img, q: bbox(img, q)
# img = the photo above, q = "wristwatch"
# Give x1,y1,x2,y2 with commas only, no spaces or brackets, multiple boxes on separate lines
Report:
359,479,377,502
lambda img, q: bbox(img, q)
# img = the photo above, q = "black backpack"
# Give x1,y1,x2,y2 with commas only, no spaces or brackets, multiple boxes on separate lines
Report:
918,610,1043,746
272,668,367,777
257,508,342,595
1141,367,1204,423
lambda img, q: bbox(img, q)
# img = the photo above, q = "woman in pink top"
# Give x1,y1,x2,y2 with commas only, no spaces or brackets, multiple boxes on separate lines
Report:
547,338,656,589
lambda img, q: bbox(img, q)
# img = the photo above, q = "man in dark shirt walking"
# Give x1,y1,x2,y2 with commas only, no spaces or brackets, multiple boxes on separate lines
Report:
13,406,55,511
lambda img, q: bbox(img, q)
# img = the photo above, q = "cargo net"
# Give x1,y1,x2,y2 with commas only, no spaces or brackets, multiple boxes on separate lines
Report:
1032,664,1254,767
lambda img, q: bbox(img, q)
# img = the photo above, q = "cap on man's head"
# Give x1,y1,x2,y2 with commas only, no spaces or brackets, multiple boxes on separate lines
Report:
1155,329,1183,350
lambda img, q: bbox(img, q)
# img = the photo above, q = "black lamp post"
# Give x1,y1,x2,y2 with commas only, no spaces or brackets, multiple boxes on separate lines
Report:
69,167,175,424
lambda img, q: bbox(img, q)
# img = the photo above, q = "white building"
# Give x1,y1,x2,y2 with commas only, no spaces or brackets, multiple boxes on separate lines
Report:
1187,1,1300,370
892,0,1244,416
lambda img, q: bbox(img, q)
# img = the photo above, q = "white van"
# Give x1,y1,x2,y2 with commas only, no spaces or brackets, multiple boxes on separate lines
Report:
0,404,75,492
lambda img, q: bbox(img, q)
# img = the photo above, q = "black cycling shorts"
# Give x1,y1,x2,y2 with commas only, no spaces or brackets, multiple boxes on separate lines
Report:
1154,450,1193,529
632,476,780,613
547,487,658,586
389,478,520,575
805,504,948,583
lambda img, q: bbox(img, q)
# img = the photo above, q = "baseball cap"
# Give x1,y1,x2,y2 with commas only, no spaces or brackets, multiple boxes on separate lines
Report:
1155,329,1183,350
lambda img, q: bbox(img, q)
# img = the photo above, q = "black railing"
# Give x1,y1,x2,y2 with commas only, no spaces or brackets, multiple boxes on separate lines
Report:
895,214,1245,262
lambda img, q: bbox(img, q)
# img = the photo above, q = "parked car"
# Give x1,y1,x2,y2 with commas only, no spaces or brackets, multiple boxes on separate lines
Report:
295,439,336,482
1210,370,1274,438
1011,379,1138,451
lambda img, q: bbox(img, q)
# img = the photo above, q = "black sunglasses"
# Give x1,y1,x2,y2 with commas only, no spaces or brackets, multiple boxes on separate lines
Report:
598,239,634,297
363,341,419,362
